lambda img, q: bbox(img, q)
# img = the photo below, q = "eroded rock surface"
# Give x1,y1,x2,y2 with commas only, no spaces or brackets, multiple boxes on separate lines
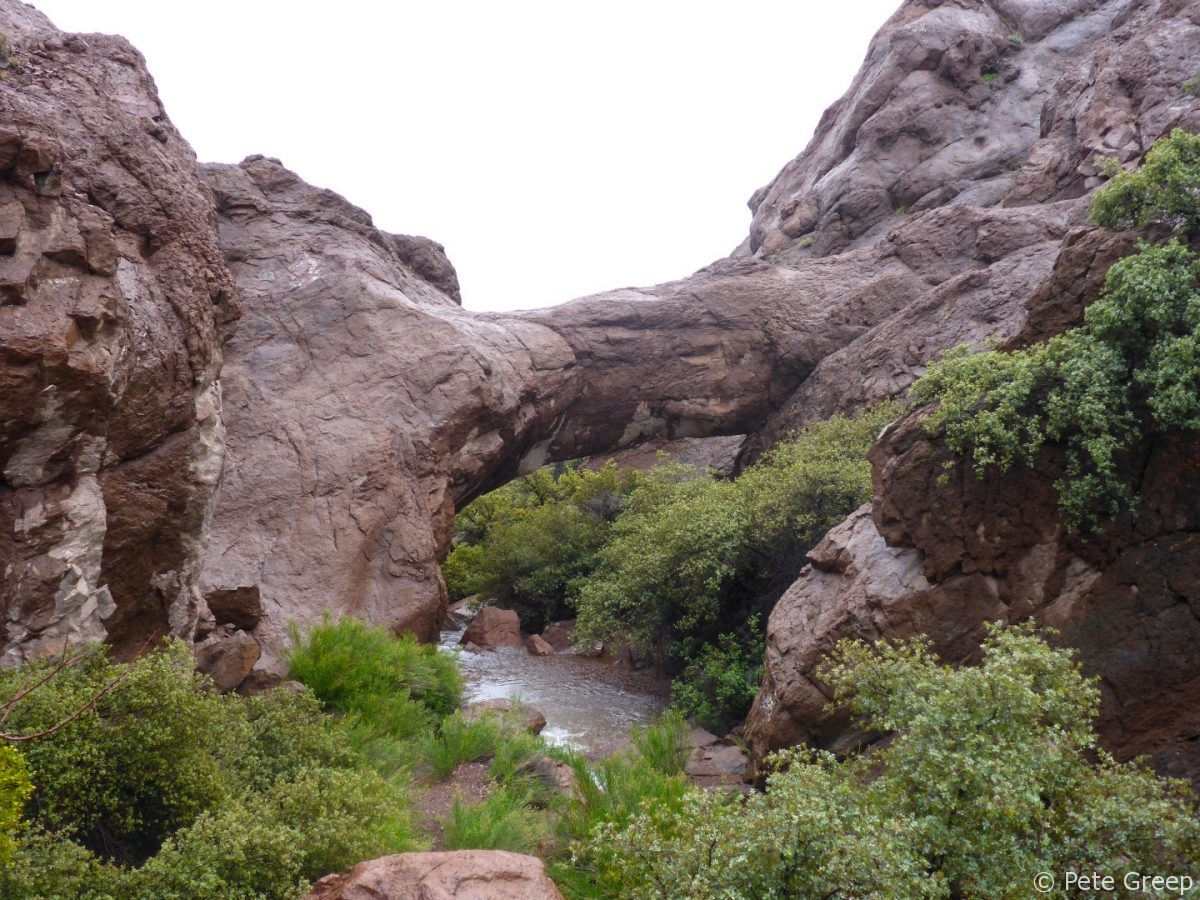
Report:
304,850,564,900
0,1,235,662
745,413,1200,785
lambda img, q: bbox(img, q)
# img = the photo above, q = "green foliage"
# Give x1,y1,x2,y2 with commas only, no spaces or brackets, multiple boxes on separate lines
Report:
574,404,901,658
420,713,501,781
288,615,462,724
441,786,545,854
578,626,1200,898
628,710,689,777
444,463,643,631
912,239,1200,526
670,620,764,733
1091,128,1200,233
0,640,417,900
0,746,31,869
1006,32,1025,44
1184,75,1200,97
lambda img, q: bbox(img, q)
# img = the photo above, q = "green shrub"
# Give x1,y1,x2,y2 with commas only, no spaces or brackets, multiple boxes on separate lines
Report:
0,640,416,899
440,786,546,854
443,463,643,631
420,713,500,781
580,626,1200,899
1092,128,1200,233
670,621,764,733
628,710,689,777
0,746,31,868
912,239,1200,526
288,615,462,725
574,404,901,659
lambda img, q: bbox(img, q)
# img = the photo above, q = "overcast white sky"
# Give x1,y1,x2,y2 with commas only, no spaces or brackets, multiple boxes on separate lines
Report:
31,1,901,311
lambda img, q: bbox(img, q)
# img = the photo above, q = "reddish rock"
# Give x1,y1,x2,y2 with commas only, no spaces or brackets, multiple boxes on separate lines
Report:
0,1,236,664
304,850,563,900
462,698,547,735
460,608,522,650
745,414,1200,787
203,586,263,631
526,634,555,657
540,620,576,653
686,741,751,790
194,629,261,693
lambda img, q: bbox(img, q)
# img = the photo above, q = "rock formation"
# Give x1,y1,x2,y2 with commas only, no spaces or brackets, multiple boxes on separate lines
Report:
0,1,235,662
744,413,1200,785
303,850,564,900
1,0,1199,788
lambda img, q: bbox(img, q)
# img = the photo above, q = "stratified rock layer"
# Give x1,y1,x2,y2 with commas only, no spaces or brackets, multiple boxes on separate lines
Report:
0,1,235,662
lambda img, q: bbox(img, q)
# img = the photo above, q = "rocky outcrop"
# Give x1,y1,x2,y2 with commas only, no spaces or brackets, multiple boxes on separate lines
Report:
304,850,563,900
0,2,235,663
744,0,1200,450
744,413,1200,785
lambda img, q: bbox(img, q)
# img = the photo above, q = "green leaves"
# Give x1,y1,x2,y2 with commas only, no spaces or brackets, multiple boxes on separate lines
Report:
577,626,1200,899
913,239,1200,528
1091,129,1200,234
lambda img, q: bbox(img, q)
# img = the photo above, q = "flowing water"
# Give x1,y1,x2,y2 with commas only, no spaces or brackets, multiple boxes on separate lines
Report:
439,627,667,756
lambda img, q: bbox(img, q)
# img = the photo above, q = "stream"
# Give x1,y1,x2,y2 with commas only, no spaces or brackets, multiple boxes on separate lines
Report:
439,626,667,756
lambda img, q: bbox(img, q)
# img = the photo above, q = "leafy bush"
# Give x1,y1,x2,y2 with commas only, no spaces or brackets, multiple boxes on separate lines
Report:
912,239,1200,526
288,614,462,727
574,404,901,659
0,746,30,868
1091,128,1200,233
443,463,643,631
580,626,1200,898
670,620,764,733
0,640,417,899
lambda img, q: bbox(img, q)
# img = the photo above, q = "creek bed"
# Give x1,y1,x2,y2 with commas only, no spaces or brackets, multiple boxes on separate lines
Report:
439,627,668,757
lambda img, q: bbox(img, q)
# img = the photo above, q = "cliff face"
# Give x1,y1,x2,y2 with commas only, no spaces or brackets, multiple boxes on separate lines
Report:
0,2,235,662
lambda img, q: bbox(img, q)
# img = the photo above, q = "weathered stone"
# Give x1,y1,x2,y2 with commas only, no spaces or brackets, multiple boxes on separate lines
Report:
203,585,263,631
194,629,261,693
463,698,547,735
0,0,236,663
460,607,522,650
235,668,283,696
303,850,564,900
745,415,1200,787
540,620,576,653
685,741,750,789
526,634,555,657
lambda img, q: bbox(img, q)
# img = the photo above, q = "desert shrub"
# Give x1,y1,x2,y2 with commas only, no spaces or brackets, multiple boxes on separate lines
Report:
579,625,1200,899
441,786,546,854
574,403,901,661
912,239,1200,526
0,640,417,900
1091,128,1200,233
443,463,643,631
288,615,462,725
670,620,764,733
420,713,501,781
628,709,689,777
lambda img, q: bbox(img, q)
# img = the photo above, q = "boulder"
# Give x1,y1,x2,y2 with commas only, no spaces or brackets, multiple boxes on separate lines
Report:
526,634,555,657
539,620,576,653
463,698,547,735
194,629,261,693
460,608,522,650
304,850,563,900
